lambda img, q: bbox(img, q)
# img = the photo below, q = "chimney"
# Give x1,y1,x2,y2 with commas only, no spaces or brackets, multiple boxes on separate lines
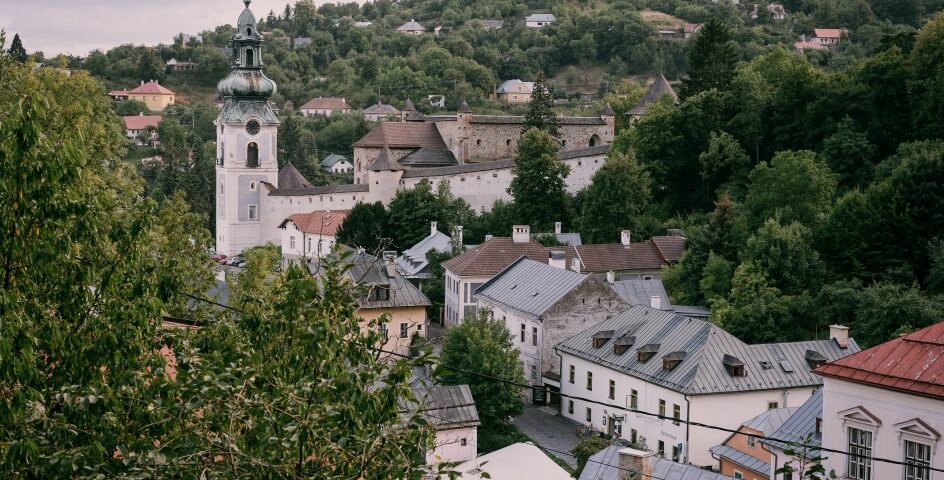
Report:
382,251,397,277
548,251,566,269
140,80,144,85
431,221,438,236
621,230,631,247
512,225,530,243
485,234,494,242
555,222,562,235
452,225,464,247
618,448,654,479
571,257,581,272
650,295,662,310
606,271,615,284
830,324,849,349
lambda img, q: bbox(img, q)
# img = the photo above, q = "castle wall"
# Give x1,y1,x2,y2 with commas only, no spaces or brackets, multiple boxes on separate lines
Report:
260,189,371,246
353,147,412,184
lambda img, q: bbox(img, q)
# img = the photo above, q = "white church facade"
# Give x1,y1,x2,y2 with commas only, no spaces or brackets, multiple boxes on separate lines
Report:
214,1,616,257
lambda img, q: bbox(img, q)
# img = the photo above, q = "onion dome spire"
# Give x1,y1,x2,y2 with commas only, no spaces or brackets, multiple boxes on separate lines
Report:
217,0,277,98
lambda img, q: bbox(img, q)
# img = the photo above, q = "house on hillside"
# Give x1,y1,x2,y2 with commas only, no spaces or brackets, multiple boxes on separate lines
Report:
496,79,534,104
441,225,684,326
122,114,161,144
582,446,734,480
628,73,679,119
475,257,628,391
125,80,176,111
300,97,351,116
525,13,556,28
320,153,353,173
816,322,944,480
557,312,859,467
166,58,196,71
181,33,203,46
475,19,503,30
812,28,846,45
767,3,787,20
397,19,425,35
278,209,348,261
761,389,824,478
711,406,799,479
363,102,402,122
310,250,429,357
794,40,828,51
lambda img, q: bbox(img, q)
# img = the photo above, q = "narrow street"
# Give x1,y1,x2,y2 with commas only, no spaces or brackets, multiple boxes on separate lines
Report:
511,405,582,468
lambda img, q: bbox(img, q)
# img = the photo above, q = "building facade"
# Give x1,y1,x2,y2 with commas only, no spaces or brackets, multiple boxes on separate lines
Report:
126,80,176,111
496,79,534,104
299,97,351,116
278,209,347,262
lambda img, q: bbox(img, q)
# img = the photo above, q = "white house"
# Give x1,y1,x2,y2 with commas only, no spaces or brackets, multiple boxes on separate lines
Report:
278,209,348,262
525,13,556,28
320,153,354,173
363,102,402,122
299,97,351,116
122,114,161,143
816,322,944,480
397,19,425,35
812,28,845,45
410,384,480,465
496,79,534,104
556,308,859,467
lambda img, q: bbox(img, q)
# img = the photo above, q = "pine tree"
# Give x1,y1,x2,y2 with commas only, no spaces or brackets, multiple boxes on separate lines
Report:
681,18,737,98
522,72,559,138
8,34,27,63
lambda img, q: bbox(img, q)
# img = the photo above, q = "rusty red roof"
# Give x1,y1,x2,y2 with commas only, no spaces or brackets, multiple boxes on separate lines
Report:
299,97,350,111
813,28,844,39
816,322,944,400
279,210,349,236
353,122,447,149
122,115,162,130
651,235,686,263
574,242,667,272
128,80,175,95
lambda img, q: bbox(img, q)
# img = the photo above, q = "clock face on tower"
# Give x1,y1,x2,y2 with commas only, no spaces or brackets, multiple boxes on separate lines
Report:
246,120,261,135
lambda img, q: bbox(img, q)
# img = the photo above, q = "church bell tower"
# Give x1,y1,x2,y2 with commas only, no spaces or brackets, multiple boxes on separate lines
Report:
215,0,280,256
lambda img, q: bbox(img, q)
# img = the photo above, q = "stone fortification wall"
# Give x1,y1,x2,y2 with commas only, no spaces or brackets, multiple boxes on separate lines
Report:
259,187,371,245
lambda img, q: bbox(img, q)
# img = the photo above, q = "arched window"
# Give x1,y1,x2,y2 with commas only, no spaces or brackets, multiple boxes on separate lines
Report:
246,27,252,36
589,134,601,148
246,48,254,67
247,142,259,167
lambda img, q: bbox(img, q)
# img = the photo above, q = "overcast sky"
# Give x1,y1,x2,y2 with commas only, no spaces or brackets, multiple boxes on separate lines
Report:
1,0,334,57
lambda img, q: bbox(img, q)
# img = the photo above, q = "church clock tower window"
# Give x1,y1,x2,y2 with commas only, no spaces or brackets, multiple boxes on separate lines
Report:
247,142,259,167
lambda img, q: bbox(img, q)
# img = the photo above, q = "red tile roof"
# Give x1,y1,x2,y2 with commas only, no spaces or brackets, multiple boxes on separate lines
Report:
299,97,351,111
651,235,686,263
353,122,447,149
816,322,944,400
122,115,162,130
574,242,667,272
279,210,349,236
814,28,844,39
794,40,827,51
128,80,175,95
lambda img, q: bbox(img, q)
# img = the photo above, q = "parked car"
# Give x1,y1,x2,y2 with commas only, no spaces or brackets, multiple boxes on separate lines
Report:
211,254,227,264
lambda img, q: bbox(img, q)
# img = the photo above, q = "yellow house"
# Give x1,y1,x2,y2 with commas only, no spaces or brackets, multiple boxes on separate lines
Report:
127,80,176,111
326,250,430,358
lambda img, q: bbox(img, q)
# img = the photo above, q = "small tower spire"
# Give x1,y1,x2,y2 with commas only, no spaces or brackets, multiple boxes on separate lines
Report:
244,0,251,7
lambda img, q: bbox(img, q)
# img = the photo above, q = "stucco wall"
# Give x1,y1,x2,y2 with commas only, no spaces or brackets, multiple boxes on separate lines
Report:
357,306,427,358
821,377,944,480
717,425,767,480
280,222,336,258
259,189,370,246
428,427,477,464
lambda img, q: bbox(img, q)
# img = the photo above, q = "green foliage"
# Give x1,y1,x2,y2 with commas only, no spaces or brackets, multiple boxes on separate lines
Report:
776,434,833,479
422,248,457,323
439,310,525,427
113,99,149,116
509,128,571,232
710,262,795,343
522,72,559,137
699,131,751,199
7,33,27,63
742,219,826,295
477,424,531,455
819,116,877,189
572,435,612,477
388,180,446,249
579,151,652,244
336,201,390,249
681,18,738,98
744,150,838,230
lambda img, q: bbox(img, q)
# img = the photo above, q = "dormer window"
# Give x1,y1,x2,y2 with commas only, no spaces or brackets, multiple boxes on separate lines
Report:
662,351,687,371
592,330,614,348
368,285,390,301
805,349,827,369
613,335,635,355
637,344,659,363
723,354,746,377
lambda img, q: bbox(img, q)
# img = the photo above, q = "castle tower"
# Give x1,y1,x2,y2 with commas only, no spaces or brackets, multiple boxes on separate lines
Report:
215,0,280,256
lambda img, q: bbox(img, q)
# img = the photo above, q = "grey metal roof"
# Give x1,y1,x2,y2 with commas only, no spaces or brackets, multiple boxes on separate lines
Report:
398,147,457,167
408,384,481,429
475,257,588,320
396,230,452,277
267,182,369,196
609,279,672,309
320,153,349,167
400,146,608,179
761,389,823,455
526,13,557,22
310,251,430,309
496,79,534,94
556,306,860,395
555,232,582,246
364,103,401,114
673,305,710,318
743,407,799,435
397,20,425,31
580,446,735,480
219,98,280,124
709,444,770,476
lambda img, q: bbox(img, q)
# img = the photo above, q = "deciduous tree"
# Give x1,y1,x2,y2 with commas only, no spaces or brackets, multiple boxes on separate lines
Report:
509,128,570,232
579,151,652,244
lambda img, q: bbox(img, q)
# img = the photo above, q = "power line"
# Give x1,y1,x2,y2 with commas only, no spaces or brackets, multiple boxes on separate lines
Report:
180,294,944,474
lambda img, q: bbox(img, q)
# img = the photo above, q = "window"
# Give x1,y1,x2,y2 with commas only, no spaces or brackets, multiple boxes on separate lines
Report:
630,429,638,444
460,438,467,447
249,181,256,191
307,238,312,253
247,204,257,220
733,471,744,479
399,323,408,338
673,404,681,425
568,400,574,414
246,47,254,66
904,440,931,480
630,390,638,410
531,326,538,346
520,323,525,342
847,427,873,480
530,365,538,381
672,444,680,462
659,399,666,417
658,441,665,457
378,324,388,343
768,401,779,410
747,435,756,448
569,365,575,384
585,407,592,422
417,324,422,331
220,182,224,194
289,236,296,249
608,380,615,400
368,286,390,301
586,372,593,391
247,142,259,167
